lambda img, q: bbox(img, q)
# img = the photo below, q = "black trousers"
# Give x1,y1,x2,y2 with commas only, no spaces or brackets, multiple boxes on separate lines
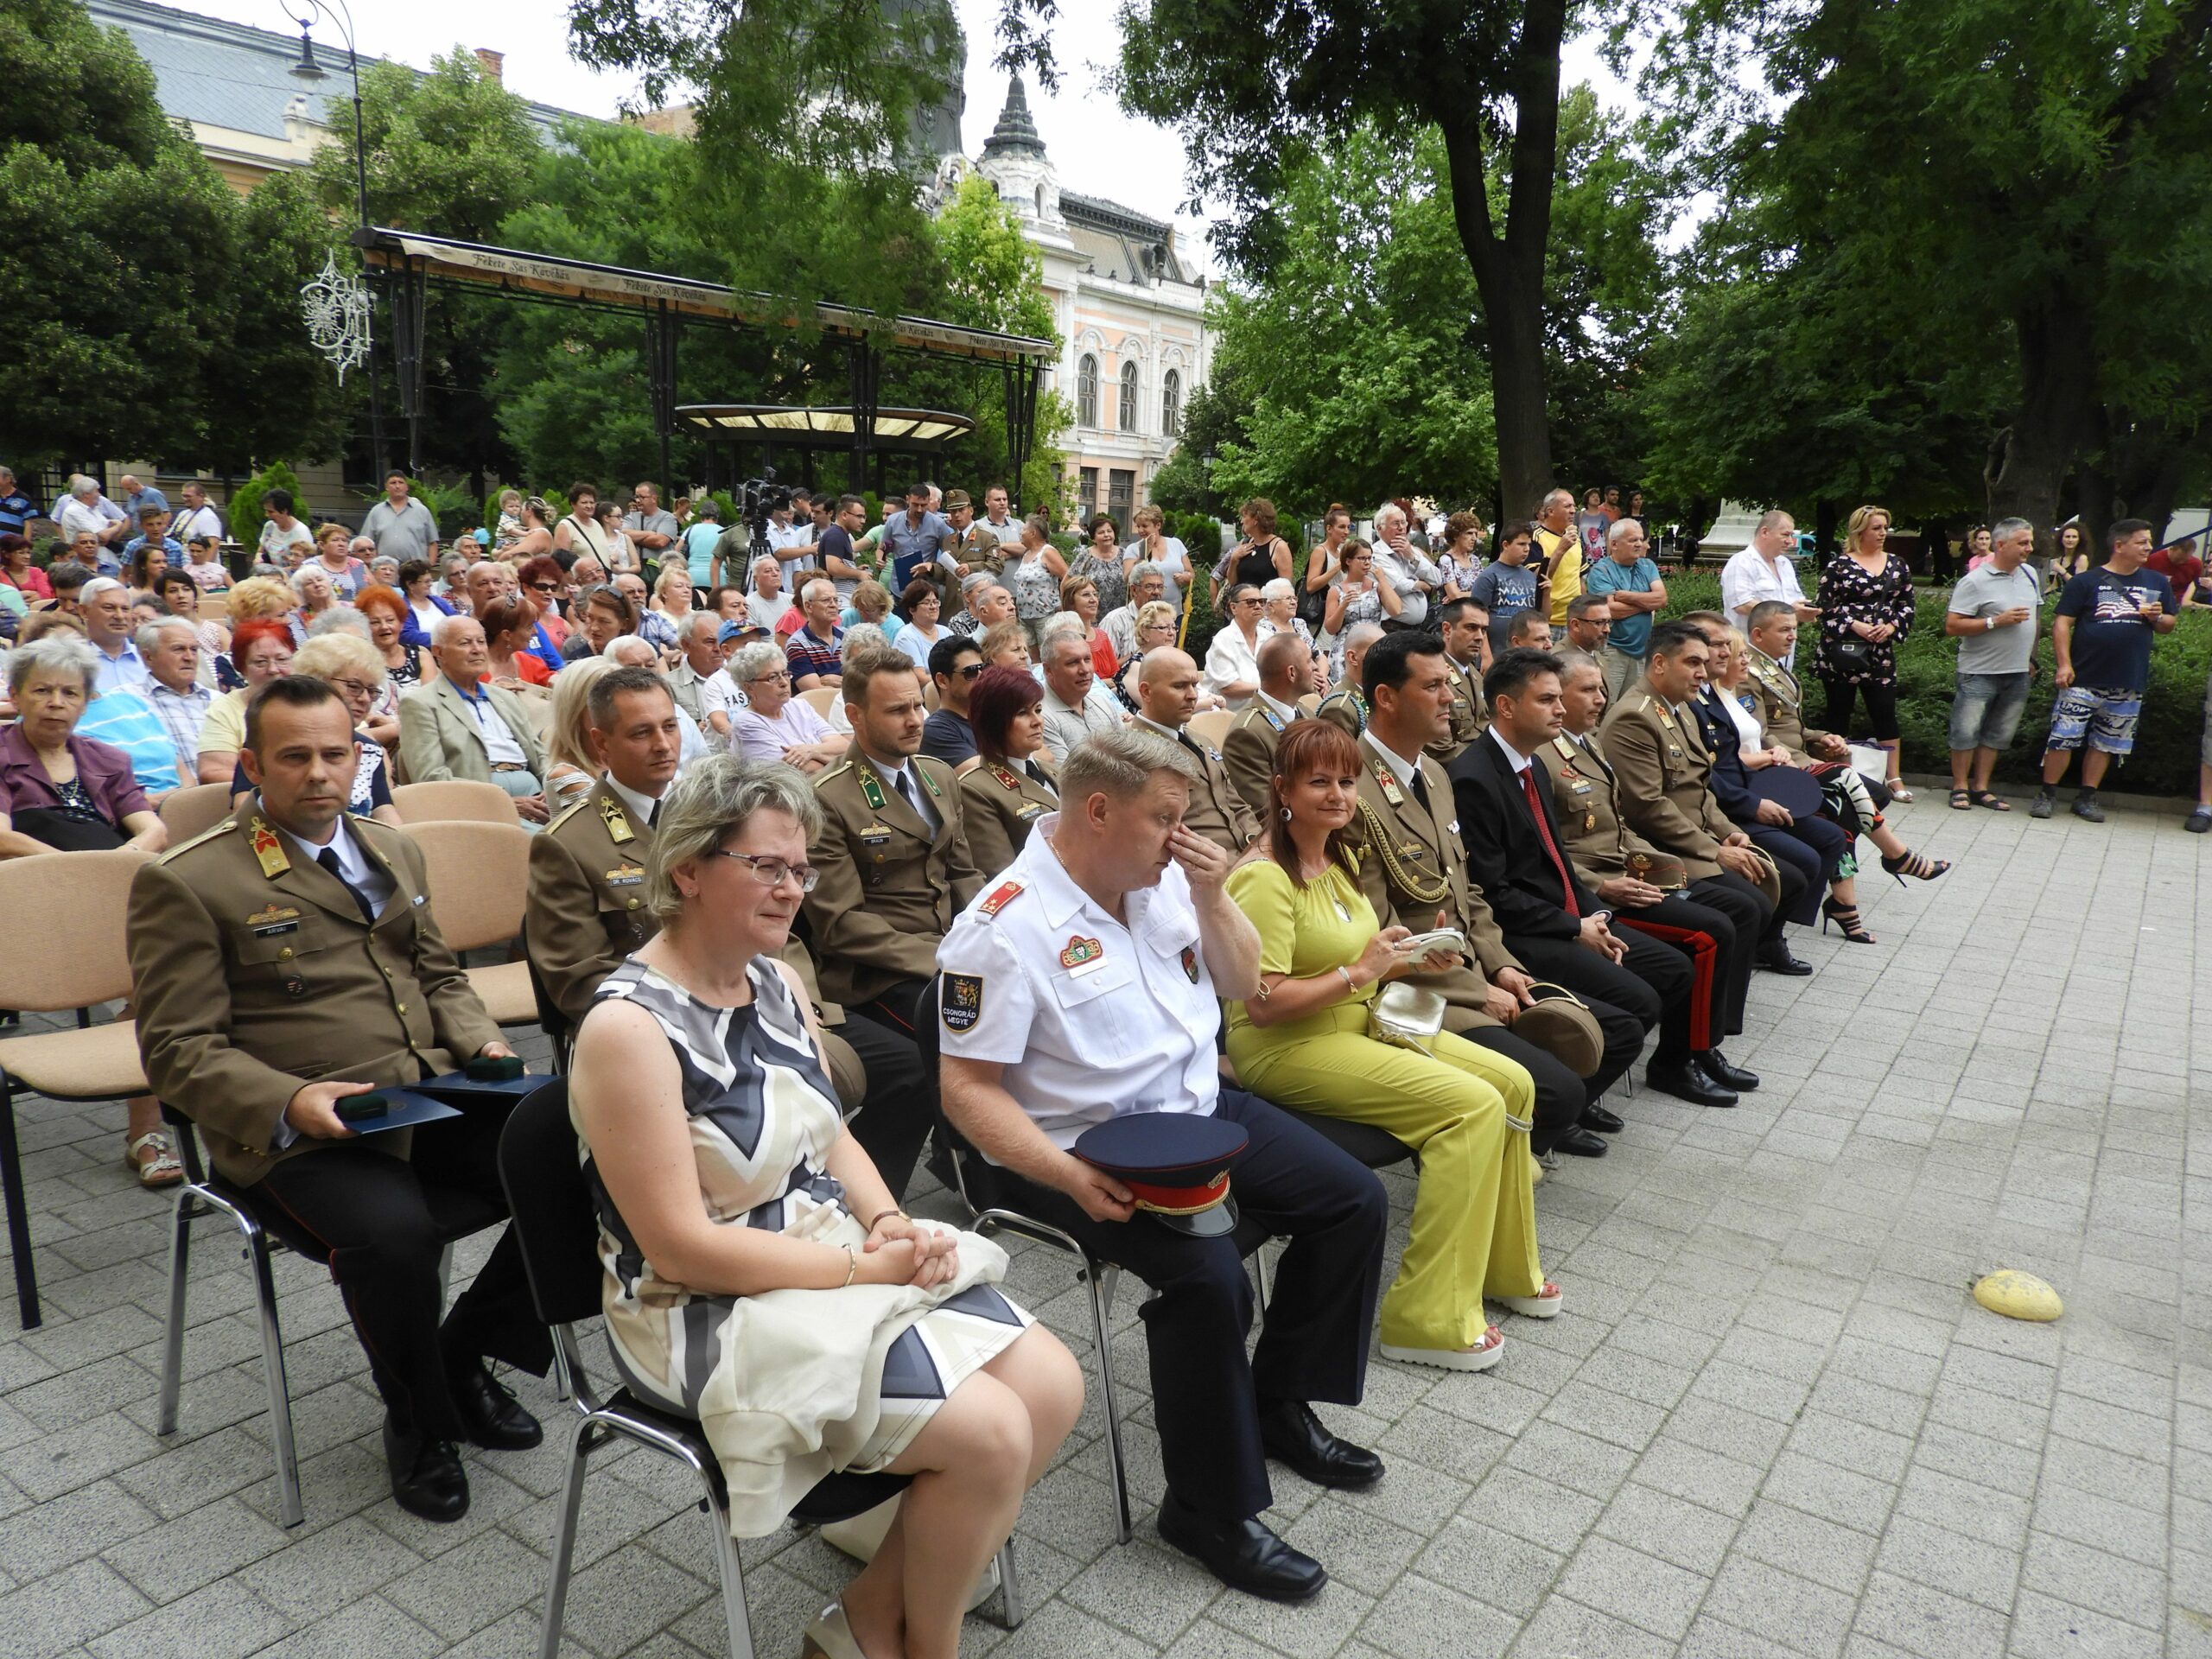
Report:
251,1101,551,1441
1821,677,1900,742
1453,1024,1590,1155
1620,880,1765,1041
846,976,936,1202
989,1090,1385,1523
1510,931,1686,1077
1744,816,1847,926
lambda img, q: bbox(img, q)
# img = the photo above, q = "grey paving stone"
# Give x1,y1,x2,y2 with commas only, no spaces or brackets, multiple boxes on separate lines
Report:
99,1493,293,1604
248,1595,445,1659
1354,1572,1517,1659
1463,1465,1601,1557
1552,1535,1710,1641
0,1478,160,1581
1760,1451,1898,1536
2018,1529,2167,1630
1871,1513,2019,1614
1410,1516,1561,1618
1700,1553,1859,1657
1731,1498,1878,1597
380,1527,556,1642
1595,1480,1738,1576
84,1580,292,1659
1851,1570,2010,1659
0,1558,153,1656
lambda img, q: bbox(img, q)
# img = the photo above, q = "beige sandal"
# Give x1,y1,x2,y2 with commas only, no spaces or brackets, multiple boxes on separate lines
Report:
126,1130,184,1188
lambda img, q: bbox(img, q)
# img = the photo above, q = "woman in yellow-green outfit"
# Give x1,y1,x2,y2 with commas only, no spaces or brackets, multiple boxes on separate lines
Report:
1224,720,1560,1373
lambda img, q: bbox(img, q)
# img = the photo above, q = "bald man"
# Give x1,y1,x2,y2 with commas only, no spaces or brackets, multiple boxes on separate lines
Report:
1224,630,1313,817
1132,648,1261,855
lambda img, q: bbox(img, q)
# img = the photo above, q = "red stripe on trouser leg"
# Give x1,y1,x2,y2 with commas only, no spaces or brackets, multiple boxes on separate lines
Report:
1616,918,1718,1051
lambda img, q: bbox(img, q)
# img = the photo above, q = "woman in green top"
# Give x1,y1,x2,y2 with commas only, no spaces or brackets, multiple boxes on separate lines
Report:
1224,721,1557,1374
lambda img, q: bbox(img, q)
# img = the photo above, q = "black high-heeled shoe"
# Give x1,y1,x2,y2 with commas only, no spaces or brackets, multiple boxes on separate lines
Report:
1821,898,1876,944
1880,849,1949,884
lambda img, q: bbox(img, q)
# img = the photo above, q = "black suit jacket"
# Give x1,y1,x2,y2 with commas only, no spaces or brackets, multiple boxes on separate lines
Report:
1687,689,1759,820
1448,731,1600,943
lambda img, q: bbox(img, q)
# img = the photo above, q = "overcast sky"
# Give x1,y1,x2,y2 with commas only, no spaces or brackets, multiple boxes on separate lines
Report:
194,0,1622,276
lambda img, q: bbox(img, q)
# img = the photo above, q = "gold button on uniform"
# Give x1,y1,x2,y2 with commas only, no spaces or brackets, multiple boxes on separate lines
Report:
396,1003,407,1014
626,898,639,910
277,947,293,960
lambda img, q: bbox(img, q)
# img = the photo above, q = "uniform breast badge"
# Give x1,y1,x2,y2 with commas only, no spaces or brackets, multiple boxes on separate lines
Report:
1059,935,1104,974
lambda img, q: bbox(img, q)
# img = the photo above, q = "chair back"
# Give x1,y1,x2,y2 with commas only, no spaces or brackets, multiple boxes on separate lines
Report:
497,1078,607,1327
1185,709,1234,751
391,779,522,827
913,974,996,1211
1295,693,1320,715
401,819,530,952
799,685,841,719
0,850,149,1012
158,782,233,842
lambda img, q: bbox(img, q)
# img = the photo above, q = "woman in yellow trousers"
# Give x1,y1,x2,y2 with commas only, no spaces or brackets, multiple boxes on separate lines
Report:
1224,721,1558,1372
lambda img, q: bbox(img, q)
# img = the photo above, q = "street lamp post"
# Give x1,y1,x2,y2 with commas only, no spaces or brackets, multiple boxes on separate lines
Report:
288,0,387,480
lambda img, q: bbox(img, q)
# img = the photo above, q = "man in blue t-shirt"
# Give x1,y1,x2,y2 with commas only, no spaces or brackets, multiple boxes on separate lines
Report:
0,467,35,537
1467,522,1543,656
1581,518,1669,701
2032,518,2176,823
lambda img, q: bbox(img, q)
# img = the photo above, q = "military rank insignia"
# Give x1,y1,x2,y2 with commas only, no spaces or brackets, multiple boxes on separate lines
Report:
941,973,984,1033
247,817,289,878
978,880,1025,918
601,799,635,845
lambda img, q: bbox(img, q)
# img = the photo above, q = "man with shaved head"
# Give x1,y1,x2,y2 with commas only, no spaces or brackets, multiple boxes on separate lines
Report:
1224,629,1314,817
1133,647,1261,854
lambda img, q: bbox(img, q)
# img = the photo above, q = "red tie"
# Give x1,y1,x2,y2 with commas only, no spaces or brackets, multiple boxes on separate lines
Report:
1520,766,1580,918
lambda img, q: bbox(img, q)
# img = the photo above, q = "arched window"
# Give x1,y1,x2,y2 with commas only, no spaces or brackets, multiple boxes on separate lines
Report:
1034,183,1046,216
1119,360,1140,433
1161,369,1181,438
1076,353,1098,428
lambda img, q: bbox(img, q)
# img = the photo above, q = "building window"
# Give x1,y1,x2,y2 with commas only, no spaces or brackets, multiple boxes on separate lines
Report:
1035,183,1046,216
1078,467,1099,520
1077,354,1098,428
1161,369,1181,438
1109,468,1135,527
1118,360,1140,433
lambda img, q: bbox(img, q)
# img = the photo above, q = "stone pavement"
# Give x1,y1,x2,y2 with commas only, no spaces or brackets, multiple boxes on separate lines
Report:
0,789,2204,1659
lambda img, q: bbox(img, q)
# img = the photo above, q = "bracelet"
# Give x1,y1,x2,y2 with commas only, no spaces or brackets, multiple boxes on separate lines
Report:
1337,964,1358,995
840,1245,858,1289
867,1207,908,1230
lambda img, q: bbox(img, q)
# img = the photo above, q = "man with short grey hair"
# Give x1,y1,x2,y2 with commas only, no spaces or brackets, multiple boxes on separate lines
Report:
1103,562,1167,664
785,576,845,690
79,577,149,695
1039,627,1121,762
399,613,550,823
1720,510,1819,645
137,617,213,781
1370,502,1442,630
667,609,726,733
952,576,1015,639
1944,517,2040,810
57,474,129,559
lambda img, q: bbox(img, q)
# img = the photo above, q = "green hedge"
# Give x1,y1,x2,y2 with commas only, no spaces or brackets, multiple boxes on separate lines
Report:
1658,567,2211,798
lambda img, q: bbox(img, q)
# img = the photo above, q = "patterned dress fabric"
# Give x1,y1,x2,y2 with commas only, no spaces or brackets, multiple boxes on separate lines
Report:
580,953,1032,1535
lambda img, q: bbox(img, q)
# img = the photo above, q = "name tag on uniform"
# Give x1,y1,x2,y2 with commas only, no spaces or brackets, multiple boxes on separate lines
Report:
1016,803,1046,820
250,919,299,938
605,864,645,887
859,822,893,846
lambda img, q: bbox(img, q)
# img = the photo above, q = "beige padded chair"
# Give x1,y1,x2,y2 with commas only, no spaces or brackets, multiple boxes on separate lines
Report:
799,685,842,719
1185,709,1235,752
158,782,234,843
0,849,154,1328
1296,693,1321,715
400,819,536,1025
391,779,523,828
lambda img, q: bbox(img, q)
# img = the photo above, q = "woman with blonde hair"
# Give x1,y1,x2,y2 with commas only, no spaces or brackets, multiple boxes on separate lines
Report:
1812,504,1916,798
640,563,695,654
543,655,619,810
223,631,402,825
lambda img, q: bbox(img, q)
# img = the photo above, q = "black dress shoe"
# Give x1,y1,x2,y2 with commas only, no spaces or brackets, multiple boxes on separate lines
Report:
1645,1063,1738,1108
449,1362,543,1452
383,1417,468,1522
1757,942,1813,976
1695,1049,1760,1092
1155,1490,1326,1602
1257,1399,1384,1491
1554,1126,1610,1157
1580,1103,1624,1135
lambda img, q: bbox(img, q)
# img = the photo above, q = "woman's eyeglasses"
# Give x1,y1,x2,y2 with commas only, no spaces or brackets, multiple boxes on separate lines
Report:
711,851,819,892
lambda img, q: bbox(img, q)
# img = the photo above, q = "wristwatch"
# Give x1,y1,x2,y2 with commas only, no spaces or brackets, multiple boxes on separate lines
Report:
1985,615,1996,631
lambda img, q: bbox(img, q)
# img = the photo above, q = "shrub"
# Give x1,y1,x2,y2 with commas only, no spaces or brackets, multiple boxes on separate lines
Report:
226,461,308,551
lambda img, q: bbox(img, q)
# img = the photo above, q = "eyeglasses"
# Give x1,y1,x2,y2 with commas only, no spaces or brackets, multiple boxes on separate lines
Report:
328,677,379,700
749,669,791,684
957,663,985,679
712,851,819,892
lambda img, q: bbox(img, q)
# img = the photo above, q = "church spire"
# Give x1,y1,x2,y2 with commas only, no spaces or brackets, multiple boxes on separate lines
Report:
981,73,1046,160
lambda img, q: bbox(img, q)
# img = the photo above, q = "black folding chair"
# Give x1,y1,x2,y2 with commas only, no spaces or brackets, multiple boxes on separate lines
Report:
498,1079,1023,1659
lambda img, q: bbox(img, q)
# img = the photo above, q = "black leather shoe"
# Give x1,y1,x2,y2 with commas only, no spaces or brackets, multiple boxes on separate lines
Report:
449,1362,543,1452
1554,1126,1610,1157
1645,1063,1738,1108
1757,942,1813,976
1155,1490,1327,1602
1580,1103,1624,1134
1257,1399,1384,1491
384,1416,468,1522
1695,1049,1760,1092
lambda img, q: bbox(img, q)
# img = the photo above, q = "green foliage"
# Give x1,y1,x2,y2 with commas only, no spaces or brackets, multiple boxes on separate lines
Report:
206,171,349,475
0,0,237,465
227,461,309,547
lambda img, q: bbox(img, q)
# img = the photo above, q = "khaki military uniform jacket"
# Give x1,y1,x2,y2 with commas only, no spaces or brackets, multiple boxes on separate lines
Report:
1133,716,1260,856
958,755,1058,881
1743,647,1827,764
128,811,501,1186
1425,653,1484,764
804,753,982,1007
1350,732,1517,1031
1315,688,1367,741
1221,698,1295,819
1535,731,1704,883
1598,688,1738,868
525,779,661,1029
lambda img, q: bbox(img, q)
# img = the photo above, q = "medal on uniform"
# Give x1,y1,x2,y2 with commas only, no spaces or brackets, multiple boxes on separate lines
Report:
1368,757,1404,807
1260,706,1283,733
859,822,892,846
245,902,299,933
860,772,887,811
1180,944,1200,982
247,817,289,878
601,799,634,845
1059,935,1104,975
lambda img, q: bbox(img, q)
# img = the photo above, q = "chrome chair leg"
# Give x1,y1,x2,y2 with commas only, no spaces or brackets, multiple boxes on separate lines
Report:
1085,1259,1134,1544
994,1537,1024,1629
155,1185,198,1433
248,1229,302,1528
696,1457,755,1659
537,1416,593,1659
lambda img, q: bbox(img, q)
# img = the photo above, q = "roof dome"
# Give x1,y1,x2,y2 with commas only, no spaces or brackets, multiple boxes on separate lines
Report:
981,73,1046,160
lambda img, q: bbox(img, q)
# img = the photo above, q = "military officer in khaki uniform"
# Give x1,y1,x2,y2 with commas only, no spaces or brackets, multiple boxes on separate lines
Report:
1130,647,1262,855
1599,621,1810,973
1348,633,1604,1157
1222,632,1313,818
129,677,548,1522
1426,596,1489,762
1315,620,1384,740
957,664,1061,880
1742,602,1853,767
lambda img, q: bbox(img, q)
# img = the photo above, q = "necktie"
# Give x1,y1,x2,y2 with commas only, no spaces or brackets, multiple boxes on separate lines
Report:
648,798,661,830
894,769,919,812
1519,766,1580,918
1408,766,1433,817
316,847,377,923
1027,760,1056,797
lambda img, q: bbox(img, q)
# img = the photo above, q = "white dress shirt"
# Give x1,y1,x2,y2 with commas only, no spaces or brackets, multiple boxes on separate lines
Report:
866,749,939,836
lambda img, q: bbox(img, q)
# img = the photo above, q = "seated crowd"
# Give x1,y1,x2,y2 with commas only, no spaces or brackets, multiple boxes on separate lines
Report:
0,472,1963,1652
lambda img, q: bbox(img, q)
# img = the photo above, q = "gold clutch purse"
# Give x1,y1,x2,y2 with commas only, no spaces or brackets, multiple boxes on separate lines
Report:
1369,981,1446,1052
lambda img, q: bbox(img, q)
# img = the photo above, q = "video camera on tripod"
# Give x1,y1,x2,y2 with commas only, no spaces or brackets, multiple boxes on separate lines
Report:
734,472,794,563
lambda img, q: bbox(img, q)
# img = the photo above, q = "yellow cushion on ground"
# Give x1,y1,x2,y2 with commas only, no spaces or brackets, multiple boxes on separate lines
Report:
1972,1269,2063,1322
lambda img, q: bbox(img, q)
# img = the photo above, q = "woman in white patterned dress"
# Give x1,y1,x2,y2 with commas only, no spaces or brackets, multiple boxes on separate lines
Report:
569,756,1082,1659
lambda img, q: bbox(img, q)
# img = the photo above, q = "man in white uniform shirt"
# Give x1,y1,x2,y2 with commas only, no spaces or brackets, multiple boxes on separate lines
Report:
938,727,1388,1604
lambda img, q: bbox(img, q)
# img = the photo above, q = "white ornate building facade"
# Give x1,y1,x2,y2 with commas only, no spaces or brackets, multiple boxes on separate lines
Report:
950,78,1211,527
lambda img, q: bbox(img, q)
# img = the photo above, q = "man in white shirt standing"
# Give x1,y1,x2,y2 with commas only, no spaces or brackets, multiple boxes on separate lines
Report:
1720,511,1820,651
169,482,226,545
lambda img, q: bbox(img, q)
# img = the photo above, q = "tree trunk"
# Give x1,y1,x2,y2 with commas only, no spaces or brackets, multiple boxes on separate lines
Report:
1985,291,2099,563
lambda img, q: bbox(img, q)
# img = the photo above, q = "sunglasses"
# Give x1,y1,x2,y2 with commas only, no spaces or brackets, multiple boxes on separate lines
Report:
528,581,559,593
957,663,985,679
